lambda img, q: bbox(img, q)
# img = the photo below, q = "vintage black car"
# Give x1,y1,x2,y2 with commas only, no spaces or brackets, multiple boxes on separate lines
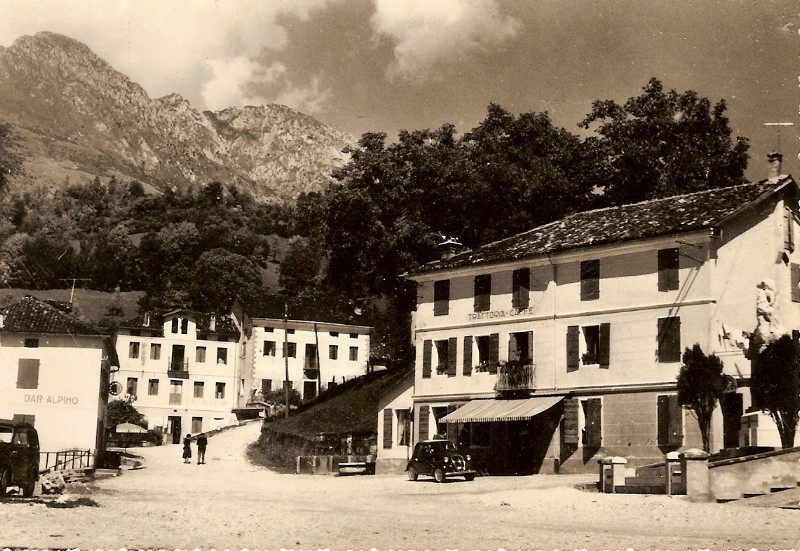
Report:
406,439,477,482
0,419,40,497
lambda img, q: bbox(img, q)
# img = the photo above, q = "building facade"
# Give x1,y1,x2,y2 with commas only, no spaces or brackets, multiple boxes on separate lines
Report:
246,318,372,403
0,296,116,454
112,309,244,443
406,165,798,474
376,369,414,475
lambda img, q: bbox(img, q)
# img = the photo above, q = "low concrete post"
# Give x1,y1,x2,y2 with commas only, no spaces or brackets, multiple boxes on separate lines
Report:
680,448,710,502
665,451,681,495
598,456,627,493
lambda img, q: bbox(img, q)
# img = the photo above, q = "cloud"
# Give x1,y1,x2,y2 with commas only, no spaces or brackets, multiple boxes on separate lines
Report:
370,0,522,80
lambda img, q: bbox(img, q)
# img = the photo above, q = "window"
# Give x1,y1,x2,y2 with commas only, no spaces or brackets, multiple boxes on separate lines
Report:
284,342,297,358
192,417,203,433
434,280,450,316
127,377,138,396
171,318,178,333
129,342,140,358
194,381,204,398
512,268,530,309
169,381,182,405
349,346,358,361
580,260,600,301
215,382,226,399
287,328,295,335
216,347,227,365
24,338,38,348
397,409,411,446
148,379,159,396
263,341,276,356
150,343,161,360
476,336,491,372
509,331,533,363
305,344,318,370
566,324,610,370
658,248,679,291
181,318,188,334
329,331,339,337
16,359,39,389
350,333,358,339
657,317,681,362
434,338,457,376
196,346,206,363
303,380,317,401
657,394,684,447
329,345,338,360
261,379,272,394
264,327,274,333
474,274,491,312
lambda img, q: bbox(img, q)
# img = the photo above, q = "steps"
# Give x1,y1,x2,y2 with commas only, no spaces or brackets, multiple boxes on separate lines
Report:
613,462,680,495
723,486,800,508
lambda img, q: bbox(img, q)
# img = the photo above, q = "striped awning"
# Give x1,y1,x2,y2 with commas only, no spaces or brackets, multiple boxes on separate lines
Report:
441,396,563,423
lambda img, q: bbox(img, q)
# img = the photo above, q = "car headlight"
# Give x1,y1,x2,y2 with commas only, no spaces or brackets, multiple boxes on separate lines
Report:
466,454,471,461
443,457,449,463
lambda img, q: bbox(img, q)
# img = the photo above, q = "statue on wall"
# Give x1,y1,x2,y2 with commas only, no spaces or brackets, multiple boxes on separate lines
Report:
748,279,786,362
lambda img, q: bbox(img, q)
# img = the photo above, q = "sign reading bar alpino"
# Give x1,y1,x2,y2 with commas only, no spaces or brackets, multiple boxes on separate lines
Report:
468,307,536,321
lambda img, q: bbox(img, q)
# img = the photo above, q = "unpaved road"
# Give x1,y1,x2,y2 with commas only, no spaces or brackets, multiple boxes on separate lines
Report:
1,421,799,550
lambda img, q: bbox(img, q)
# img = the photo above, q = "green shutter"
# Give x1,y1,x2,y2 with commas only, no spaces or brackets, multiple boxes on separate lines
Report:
447,337,457,377
599,323,610,368
422,340,432,378
383,409,393,449
463,336,473,376
566,326,580,371
488,333,499,374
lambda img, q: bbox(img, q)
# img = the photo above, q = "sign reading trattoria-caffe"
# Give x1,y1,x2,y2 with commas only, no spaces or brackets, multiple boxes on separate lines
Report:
468,307,536,321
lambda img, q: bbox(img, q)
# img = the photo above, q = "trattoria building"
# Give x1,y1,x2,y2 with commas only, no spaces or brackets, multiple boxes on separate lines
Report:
405,159,798,474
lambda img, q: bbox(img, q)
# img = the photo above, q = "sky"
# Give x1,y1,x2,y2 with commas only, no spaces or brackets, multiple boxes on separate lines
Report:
0,0,798,182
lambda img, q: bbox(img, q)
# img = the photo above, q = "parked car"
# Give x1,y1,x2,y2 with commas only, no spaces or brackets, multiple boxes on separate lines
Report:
406,439,477,482
0,419,40,497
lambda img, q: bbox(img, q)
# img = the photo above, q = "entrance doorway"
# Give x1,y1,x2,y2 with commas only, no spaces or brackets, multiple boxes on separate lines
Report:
168,415,182,444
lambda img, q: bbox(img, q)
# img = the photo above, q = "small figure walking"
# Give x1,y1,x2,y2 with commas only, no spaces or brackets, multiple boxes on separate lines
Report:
196,433,208,465
182,433,192,464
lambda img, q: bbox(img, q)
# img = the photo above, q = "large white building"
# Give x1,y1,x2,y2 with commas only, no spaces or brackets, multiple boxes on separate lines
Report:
112,308,245,443
405,155,797,474
246,318,372,403
0,296,117,454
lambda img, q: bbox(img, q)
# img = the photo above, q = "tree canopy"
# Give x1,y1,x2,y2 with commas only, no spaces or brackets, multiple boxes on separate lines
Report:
751,334,800,449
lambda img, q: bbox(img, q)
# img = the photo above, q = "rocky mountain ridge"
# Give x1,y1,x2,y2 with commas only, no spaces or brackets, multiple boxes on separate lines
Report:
0,32,356,200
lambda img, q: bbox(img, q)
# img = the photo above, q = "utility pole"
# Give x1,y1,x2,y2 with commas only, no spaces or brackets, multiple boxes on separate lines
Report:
283,301,290,419
59,278,91,304
314,323,322,396
764,122,794,153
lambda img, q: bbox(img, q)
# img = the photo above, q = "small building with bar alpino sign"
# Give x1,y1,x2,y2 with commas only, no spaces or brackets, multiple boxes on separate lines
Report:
404,154,798,474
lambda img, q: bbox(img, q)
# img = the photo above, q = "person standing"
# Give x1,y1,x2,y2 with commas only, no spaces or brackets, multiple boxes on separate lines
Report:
196,433,208,465
182,433,192,464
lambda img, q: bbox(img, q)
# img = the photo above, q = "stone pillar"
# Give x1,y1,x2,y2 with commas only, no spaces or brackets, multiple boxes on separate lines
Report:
598,456,627,493
680,448,710,502
665,451,681,495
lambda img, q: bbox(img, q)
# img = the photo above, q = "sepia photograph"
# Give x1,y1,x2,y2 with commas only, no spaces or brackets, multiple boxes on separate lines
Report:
0,1,799,549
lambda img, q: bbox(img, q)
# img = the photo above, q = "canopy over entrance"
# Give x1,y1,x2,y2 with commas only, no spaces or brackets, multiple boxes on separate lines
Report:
441,396,563,423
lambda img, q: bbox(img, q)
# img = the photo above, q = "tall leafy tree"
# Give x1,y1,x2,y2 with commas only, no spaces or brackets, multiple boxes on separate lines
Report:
188,248,264,312
751,334,800,449
0,122,23,194
677,344,734,452
579,78,749,206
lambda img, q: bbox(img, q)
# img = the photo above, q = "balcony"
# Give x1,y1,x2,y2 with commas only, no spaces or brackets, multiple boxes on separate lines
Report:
168,357,189,379
495,360,536,394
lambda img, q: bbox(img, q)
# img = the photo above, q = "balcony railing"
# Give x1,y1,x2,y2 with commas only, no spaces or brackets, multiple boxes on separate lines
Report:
495,360,536,392
168,357,189,379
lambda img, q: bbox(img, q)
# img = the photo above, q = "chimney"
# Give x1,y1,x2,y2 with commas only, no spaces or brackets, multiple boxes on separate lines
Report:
438,236,463,260
209,315,216,332
768,152,783,183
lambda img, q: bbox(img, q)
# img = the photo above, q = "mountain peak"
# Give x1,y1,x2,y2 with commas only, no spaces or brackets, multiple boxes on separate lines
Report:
0,32,356,201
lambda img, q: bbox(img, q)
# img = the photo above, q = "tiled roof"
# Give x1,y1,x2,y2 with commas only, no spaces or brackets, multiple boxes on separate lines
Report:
410,179,794,275
120,309,240,336
0,296,104,336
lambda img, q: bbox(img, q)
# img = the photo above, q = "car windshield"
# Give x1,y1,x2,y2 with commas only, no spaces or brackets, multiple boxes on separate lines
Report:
0,427,12,443
432,441,456,452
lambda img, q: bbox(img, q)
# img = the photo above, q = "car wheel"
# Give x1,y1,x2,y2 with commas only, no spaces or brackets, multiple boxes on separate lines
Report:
407,466,418,481
433,467,445,483
0,470,8,496
463,474,475,482
21,477,35,498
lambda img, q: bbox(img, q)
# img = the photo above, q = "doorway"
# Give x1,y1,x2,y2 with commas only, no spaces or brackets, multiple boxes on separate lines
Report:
168,415,182,444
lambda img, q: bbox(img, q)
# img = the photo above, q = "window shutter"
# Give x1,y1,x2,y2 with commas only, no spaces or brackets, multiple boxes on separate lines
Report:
422,340,432,378
785,206,795,251
463,336,473,376
474,274,491,312
488,333,499,374
657,317,681,362
584,398,602,447
418,406,429,441
566,326,580,371
562,398,580,444
434,280,450,316
512,268,530,309
580,260,600,301
447,337,457,377
446,404,459,441
658,248,679,292
792,264,800,303
599,323,611,368
383,409,393,449
17,359,40,389
658,395,684,446
527,331,534,362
